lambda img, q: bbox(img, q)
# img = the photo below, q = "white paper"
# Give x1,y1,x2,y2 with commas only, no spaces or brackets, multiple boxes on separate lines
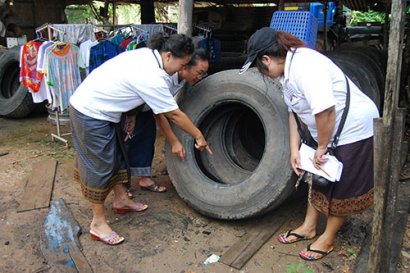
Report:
298,143,343,182
203,254,220,265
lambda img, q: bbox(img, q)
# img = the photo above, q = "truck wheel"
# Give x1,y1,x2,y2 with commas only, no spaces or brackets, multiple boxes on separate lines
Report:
165,68,296,220
0,47,36,118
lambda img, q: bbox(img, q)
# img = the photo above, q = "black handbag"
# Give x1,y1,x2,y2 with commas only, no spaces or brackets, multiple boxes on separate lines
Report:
294,75,350,187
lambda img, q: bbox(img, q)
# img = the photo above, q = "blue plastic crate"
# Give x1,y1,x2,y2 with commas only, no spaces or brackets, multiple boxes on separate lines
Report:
270,11,318,49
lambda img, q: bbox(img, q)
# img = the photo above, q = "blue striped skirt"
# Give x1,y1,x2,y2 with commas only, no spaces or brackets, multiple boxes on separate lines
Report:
69,107,128,203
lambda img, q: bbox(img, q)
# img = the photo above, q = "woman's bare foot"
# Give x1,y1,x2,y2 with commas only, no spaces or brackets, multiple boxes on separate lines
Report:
90,218,113,237
112,188,148,212
90,220,124,245
299,236,334,260
278,225,316,244
139,177,167,193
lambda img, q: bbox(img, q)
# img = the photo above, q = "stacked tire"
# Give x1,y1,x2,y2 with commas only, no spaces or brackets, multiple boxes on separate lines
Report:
165,46,386,220
0,46,36,118
166,68,296,220
324,46,386,111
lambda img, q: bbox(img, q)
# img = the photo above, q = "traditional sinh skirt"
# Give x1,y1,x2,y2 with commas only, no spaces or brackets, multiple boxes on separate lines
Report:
69,107,129,204
311,137,374,217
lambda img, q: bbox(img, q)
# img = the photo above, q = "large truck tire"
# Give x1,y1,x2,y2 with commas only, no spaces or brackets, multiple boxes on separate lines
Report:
0,47,36,118
165,68,296,220
324,51,382,112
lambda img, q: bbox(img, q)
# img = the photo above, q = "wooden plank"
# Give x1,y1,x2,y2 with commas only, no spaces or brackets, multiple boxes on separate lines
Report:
382,0,406,126
17,158,57,212
368,119,392,272
368,0,407,271
220,219,285,269
380,109,405,272
41,199,93,273
68,242,94,273
354,155,410,273
369,109,406,273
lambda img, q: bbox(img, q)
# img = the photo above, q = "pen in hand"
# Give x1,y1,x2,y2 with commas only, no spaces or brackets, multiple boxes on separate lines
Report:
309,157,331,177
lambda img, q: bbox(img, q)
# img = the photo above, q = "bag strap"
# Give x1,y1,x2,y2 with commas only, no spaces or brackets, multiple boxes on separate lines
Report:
292,76,350,149
331,75,350,149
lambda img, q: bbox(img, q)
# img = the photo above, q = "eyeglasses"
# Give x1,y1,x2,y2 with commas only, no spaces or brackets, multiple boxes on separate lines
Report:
196,71,208,79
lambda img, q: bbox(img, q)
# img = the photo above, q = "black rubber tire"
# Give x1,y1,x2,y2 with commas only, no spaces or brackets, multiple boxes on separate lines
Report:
336,47,386,100
165,68,296,220
0,47,36,118
325,51,381,111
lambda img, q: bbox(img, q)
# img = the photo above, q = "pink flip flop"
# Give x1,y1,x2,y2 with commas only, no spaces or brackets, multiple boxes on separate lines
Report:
299,244,334,261
90,230,124,245
278,229,313,244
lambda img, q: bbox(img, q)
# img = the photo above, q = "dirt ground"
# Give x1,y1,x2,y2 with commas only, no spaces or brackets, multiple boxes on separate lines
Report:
0,113,409,273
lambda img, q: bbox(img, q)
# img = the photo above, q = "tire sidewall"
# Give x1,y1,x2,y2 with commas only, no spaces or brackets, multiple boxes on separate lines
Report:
0,46,34,117
166,69,295,219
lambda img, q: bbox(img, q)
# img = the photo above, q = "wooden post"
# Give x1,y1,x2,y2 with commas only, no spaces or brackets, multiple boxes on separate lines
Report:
382,0,406,126
113,1,117,25
178,0,193,36
368,1,407,272
368,119,392,273
323,1,328,51
141,0,156,24
278,0,285,11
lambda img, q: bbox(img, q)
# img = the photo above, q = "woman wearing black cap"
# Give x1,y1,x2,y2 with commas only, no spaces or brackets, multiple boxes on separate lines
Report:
240,27,379,261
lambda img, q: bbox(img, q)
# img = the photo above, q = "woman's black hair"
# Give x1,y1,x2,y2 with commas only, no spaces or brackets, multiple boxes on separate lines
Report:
254,31,305,75
148,32,194,58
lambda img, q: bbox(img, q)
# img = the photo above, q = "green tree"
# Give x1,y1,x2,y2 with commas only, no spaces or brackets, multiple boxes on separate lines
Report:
115,4,140,24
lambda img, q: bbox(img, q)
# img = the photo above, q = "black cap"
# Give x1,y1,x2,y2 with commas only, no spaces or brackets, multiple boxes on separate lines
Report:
239,27,277,74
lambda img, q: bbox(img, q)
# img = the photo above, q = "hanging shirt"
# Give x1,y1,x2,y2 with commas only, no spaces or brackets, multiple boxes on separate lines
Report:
70,48,178,123
79,39,99,75
111,33,124,46
45,43,84,112
89,40,124,73
33,42,55,104
120,38,132,50
36,41,53,73
19,40,44,92
52,24,96,44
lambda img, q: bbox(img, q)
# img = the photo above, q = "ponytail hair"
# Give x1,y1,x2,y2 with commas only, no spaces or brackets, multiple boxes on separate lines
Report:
148,32,194,58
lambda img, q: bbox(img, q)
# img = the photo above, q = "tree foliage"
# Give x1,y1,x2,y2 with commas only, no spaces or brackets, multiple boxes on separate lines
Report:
65,1,178,25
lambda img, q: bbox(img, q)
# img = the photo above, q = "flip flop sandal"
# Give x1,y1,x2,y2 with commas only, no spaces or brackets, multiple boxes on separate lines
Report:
113,202,148,214
140,183,167,193
278,229,312,244
90,230,124,245
299,244,334,261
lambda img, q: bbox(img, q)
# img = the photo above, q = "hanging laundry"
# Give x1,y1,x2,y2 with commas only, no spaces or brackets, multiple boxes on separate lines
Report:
89,40,124,73
31,41,54,103
45,43,85,112
52,24,96,44
19,40,44,92
79,39,99,75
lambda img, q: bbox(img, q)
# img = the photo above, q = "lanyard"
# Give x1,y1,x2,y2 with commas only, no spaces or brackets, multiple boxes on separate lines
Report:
287,50,296,76
152,49,161,68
